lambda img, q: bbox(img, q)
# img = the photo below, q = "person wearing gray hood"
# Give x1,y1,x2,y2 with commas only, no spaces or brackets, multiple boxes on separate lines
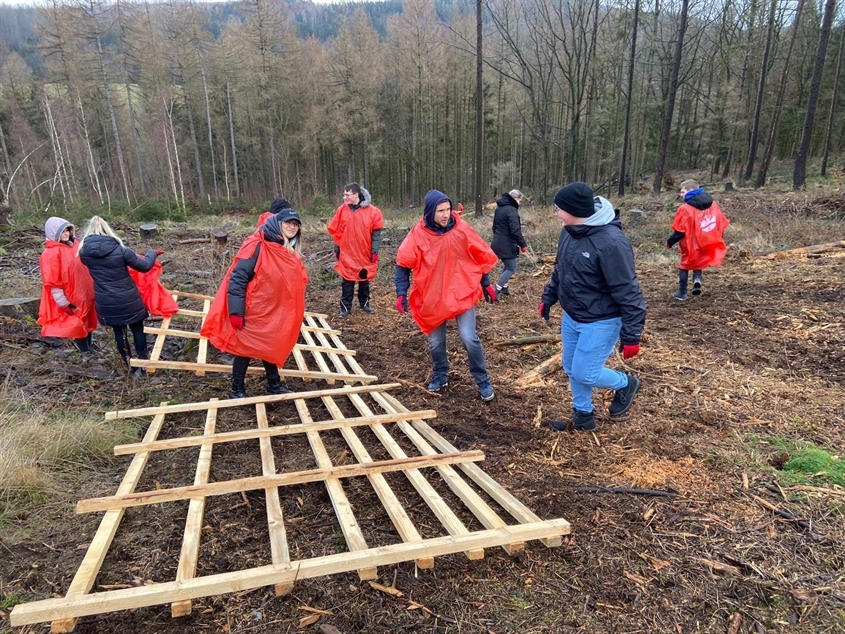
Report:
539,182,646,432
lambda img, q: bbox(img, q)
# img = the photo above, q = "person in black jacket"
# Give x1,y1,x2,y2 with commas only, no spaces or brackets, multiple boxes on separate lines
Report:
490,189,528,296
78,216,162,375
539,182,646,432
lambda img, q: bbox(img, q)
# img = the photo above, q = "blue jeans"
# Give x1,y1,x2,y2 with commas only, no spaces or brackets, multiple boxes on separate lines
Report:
497,258,518,288
561,312,628,413
427,307,490,387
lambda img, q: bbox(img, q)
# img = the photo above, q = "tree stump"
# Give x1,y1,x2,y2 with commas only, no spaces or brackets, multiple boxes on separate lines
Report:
0,297,40,318
724,181,735,192
213,229,228,256
139,223,158,239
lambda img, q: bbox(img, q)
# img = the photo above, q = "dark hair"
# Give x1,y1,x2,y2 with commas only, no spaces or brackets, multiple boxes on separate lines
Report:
344,182,363,198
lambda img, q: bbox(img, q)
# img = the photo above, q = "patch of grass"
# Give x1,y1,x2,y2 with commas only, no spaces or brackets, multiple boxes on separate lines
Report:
782,447,845,487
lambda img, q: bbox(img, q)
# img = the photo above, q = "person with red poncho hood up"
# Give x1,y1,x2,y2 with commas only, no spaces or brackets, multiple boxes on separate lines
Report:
201,208,307,399
37,217,98,353
666,179,730,301
395,190,499,401
327,183,384,317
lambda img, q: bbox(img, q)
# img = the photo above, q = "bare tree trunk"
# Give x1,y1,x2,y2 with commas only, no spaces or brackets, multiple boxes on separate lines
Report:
653,0,689,195
116,0,145,192
226,81,240,198
474,0,483,217
0,120,12,182
77,92,104,205
43,94,71,204
618,0,640,197
744,0,778,182
794,0,837,188
200,65,218,198
821,26,845,176
184,93,205,199
164,98,185,209
756,0,805,188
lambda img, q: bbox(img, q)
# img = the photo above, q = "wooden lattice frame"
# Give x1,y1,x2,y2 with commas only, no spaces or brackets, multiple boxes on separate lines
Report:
10,307,571,631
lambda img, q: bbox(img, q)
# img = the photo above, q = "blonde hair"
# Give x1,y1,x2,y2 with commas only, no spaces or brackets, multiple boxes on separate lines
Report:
283,232,303,256
78,215,124,253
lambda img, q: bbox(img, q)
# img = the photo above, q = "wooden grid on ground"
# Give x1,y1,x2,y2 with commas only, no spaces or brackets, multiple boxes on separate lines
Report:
10,312,570,632
133,290,377,385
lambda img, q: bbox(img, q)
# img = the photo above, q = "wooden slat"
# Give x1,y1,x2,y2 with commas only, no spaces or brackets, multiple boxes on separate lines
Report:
13,520,570,627
312,314,369,378
175,308,206,318
104,383,400,420
115,409,437,456
255,403,293,595
293,398,377,580
50,402,170,633
143,327,357,356
375,391,565,548
299,327,335,384
194,299,211,377
302,319,352,382
319,396,433,569
146,295,176,374
166,289,213,301
128,359,376,384
76,451,485,514
171,400,218,617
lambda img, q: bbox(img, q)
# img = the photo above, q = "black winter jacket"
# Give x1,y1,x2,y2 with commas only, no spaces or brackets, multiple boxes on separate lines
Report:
79,235,157,326
490,193,527,259
541,209,646,345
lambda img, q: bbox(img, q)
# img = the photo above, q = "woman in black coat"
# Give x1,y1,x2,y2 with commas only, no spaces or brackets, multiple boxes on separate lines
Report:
490,189,527,295
78,216,162,375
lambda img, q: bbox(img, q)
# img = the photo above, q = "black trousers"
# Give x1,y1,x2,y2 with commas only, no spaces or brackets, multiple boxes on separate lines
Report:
678,269,703,293
112,320,147,365
74,332,93,353
232,356,280,387
341,280,370,311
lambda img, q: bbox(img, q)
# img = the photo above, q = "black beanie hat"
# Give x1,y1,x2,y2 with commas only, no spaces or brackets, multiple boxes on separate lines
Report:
274,208,301,225
553,182,595,218
270,197,291,214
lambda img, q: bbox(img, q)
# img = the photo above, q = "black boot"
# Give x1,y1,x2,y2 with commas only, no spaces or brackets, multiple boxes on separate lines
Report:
551,410,596,432
340,280,355,318
267,375,292,395
358,281,374,313
230,382,247,399
609,373,641,416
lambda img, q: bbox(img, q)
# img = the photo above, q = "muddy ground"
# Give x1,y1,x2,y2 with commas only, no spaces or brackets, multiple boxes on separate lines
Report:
1,191,844,633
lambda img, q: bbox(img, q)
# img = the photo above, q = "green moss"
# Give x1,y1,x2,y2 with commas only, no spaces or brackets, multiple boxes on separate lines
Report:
782,448,845,486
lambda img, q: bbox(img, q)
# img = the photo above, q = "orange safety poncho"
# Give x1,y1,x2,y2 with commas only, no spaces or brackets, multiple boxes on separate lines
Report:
672,201,730,270
396,213,498,335
128,260,179,317
200,233,308,367
37,241,98,339
327,203,384,281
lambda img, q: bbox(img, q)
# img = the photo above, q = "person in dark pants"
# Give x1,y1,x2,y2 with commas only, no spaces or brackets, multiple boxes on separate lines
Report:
201,208,308,399
490,189,528,296
78,216,162,376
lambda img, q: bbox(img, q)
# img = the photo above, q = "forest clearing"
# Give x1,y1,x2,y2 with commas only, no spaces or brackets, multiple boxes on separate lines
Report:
1,183,844,633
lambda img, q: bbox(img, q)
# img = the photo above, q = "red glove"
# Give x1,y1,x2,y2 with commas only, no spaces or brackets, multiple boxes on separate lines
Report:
229,315,245,329
622,344,640,359
371,253,379,264
538,302,550,321
521,246,527,254
483,285,497,304
60,305,75,316
396,296,408,314
665,243,671,250
154,249,165,256
333,247,340,261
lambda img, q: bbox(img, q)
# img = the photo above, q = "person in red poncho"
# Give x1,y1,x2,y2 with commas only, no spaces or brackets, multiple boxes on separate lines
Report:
37,217,98,353
666,180,730,301
395,190,499,401
327,183,384,317
201,208,308,399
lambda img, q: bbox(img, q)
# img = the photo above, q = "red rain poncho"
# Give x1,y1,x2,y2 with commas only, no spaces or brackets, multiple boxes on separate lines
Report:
200,233,308,367
327,203,385,281
672,201,730,270
37,241,98,338
396,214,498,335
129,260,179,317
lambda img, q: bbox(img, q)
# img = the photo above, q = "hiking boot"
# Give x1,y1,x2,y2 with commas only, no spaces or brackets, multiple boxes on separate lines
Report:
673,290,688,301
360,304,375,314
496,285,510,296
692,278,703,296
551,410,596,432
130,367,147,379
266,377,293,395
609,373,641,417
230,384,248,399
338,307,351,318
479,382,495,401
427,376,449,392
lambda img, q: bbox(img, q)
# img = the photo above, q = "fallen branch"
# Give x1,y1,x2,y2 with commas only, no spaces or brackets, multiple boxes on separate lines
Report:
573,486,677,498
177,237,211,245
515,353,561,388
751,494,820,539
760,240,845,260
494,334,561,348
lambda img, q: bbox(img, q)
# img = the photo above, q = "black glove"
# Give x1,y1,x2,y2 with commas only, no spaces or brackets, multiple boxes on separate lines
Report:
538,302,551,321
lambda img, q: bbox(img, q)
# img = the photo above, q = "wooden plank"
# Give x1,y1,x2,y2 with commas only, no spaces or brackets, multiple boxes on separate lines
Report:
338,394,484,560
146,299,175,375
359,393,521,555
167,289,214,301
104,383,400,421
144,328,357,357
375,391,566,547
302,318,353,382
255,403,293,595
115,409,437,456
50,403,170,633
293,398,377,580
13,521,570,627
312,315,369,378
77,451,485,514
171,400,218,617
298,327,335,384
195,299,211,377
290,347,310,382
319,396,433,569
175,308,206,318
301,325,342,335
128,359,376,384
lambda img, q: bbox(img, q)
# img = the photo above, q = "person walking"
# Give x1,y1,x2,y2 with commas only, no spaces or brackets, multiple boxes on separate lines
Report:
666,180,730,300
490,189,528,296
327,183,384,317
78,216,162,375
395,189,498,401
37,217,98,353
201,208,308,399
539,182,646,431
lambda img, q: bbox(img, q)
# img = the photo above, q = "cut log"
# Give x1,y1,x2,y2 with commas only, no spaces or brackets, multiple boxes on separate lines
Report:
177,237,211,245
212,229,228,246
0,297,40,318
724,181,735,192
515,353,561,389
760,240,845,260
139,224,158,239
494,334,561,348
